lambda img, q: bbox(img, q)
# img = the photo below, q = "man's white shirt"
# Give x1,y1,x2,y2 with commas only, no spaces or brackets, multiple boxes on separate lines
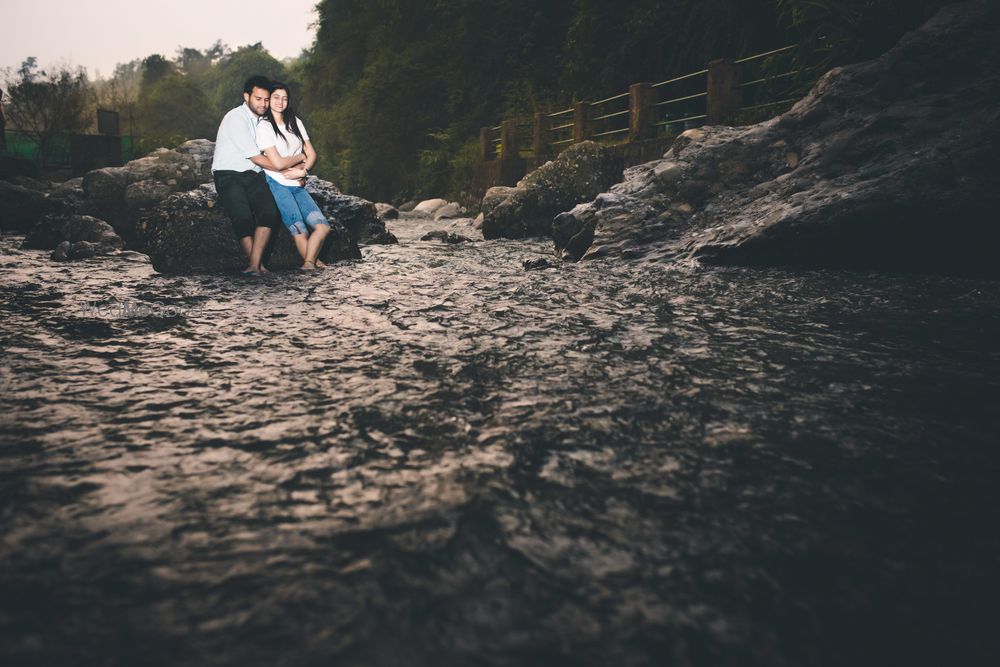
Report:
211,103,262,173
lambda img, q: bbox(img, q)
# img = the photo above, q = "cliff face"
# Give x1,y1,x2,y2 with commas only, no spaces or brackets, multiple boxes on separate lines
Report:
554,1,1000,274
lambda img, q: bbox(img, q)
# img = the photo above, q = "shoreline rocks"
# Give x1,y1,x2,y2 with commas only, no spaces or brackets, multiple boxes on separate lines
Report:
481,141,612,240
551,1,1000,274
22,213,125,261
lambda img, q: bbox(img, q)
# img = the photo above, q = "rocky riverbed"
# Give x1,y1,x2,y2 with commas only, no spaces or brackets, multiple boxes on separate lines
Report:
2,212,999,666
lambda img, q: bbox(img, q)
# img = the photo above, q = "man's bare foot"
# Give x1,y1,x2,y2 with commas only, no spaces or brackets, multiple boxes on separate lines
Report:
300,261,316,271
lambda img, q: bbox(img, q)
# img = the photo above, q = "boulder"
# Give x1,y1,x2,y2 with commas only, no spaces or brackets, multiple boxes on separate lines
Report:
482,141,611,240
398,200,420,212
11,176,53,192
173,139,215,183
553,2,1000,274
0,180,51,232
52,240,105,261
420,230,472,243
81,147,206,243
22,213,124,256
413,198,448,215
46,177,86,215
375,203,399,220
432,202,465,220
481,186,515,218
304,177,397,245
137,183,361,274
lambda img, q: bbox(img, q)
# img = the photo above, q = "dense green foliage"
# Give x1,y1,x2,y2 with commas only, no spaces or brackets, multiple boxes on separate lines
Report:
132,43,290,153
299,0,951,202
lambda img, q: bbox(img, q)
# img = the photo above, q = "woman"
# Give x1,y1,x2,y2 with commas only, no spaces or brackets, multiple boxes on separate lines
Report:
255,81,330,270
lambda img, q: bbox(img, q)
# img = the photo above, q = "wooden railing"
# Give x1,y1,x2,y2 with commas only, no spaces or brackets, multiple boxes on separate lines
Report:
476,45,813,167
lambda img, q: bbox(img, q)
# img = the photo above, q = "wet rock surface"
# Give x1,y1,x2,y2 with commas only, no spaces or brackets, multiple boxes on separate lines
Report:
0,180,52,233
555,2,1000,274
482,141,612,240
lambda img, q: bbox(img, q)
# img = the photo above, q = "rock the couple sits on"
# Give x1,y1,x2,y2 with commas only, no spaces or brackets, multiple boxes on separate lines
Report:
211,75,331,275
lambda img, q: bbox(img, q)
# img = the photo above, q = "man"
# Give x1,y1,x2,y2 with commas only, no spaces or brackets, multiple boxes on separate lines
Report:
211,75,306,274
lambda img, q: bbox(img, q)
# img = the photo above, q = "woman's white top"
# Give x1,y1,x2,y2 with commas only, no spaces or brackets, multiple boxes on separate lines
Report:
255,117,310,187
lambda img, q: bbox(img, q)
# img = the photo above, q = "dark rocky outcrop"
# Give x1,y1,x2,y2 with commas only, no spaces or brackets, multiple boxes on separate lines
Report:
46,177,86,214
0,180,51,233
482,141,611,240
481,186,515,218
137,184,361,274
22,213,124,261
375,203,399,220
305,177,397,245
172,139,215,183
82,146,208,243
553,1,1000,274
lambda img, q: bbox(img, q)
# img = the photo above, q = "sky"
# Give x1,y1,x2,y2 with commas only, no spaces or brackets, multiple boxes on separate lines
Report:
0,0,319,79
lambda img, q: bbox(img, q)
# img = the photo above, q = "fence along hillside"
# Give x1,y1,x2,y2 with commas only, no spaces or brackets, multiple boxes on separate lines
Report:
471,45,816,203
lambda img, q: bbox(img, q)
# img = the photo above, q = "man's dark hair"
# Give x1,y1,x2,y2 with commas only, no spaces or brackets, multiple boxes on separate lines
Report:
243,76,271,96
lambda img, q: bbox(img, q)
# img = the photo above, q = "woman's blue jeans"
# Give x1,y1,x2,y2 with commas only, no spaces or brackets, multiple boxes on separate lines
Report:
265,174,330,236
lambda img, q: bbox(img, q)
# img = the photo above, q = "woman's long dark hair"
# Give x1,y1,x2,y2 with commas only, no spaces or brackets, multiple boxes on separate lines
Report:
262,81,305,146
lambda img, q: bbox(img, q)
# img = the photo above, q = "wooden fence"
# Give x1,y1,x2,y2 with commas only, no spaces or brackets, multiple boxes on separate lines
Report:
471,45,813,203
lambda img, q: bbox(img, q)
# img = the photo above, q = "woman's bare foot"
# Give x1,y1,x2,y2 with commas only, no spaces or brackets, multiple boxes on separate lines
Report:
257,265,270,274
315,259,327,269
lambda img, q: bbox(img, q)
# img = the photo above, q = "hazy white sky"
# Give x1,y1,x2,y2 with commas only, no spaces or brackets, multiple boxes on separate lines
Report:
1,0,319,79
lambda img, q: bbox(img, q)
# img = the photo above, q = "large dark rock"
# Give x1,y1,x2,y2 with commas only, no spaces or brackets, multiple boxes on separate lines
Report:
554,1,1000,274
0,180,51,232
137,184,361,274
375,203,399,220
482,141,611,240
82,147,206,243
304,177,397,245
22,213,124,261
173,139,215,183
46,177,86,215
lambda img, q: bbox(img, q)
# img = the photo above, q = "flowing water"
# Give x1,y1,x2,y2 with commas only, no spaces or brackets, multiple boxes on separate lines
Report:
1,215,999,666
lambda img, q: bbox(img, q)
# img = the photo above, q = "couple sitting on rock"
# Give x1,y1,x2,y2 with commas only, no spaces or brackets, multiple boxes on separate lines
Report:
211,75,330,275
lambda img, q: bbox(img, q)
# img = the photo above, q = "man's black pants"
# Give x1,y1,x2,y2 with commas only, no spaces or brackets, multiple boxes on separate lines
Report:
213,169,282,239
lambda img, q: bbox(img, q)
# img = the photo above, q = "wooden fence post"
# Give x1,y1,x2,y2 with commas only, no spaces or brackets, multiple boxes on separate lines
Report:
479,127,495,161
573,102,592,143
629,83,654,142
500,121,519,159
707,58,741,125
533,112,551,156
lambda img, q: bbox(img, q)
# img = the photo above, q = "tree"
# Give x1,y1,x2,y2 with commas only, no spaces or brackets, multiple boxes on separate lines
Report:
134,73,216,151
203,43,288,119
94,59,141,138
141,54,175,91
2,57,91,170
